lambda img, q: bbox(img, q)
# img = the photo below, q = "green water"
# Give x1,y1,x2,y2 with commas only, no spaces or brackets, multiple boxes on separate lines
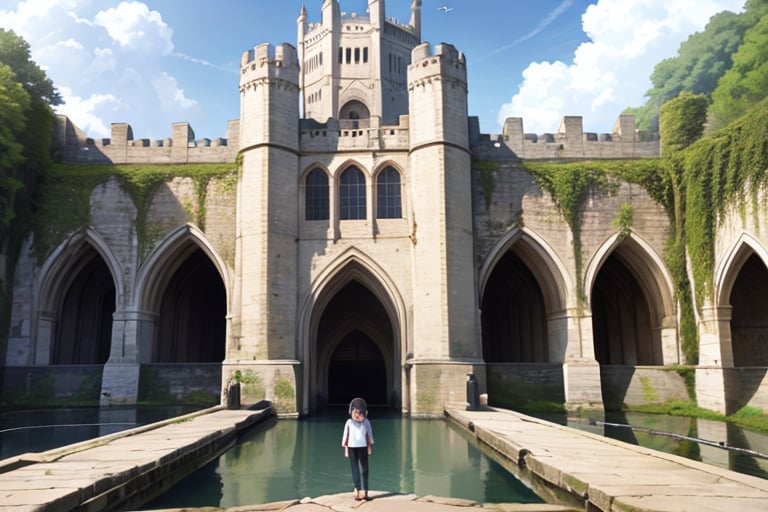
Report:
143,410,543,508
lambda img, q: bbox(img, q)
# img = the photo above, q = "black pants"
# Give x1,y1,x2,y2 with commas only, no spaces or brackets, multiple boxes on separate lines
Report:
348,447,369,491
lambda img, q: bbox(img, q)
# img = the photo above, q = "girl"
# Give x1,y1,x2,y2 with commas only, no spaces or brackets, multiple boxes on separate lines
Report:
341,397,374,500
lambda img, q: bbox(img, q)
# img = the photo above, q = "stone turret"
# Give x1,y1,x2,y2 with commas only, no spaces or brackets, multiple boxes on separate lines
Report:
406,42,481,406
232,42,301,410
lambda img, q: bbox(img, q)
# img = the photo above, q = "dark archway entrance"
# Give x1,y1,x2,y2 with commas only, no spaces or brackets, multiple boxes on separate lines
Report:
53,249,115,364
328,330,386,404
481,251,548,362
155,248,225,362
592,252,660,365
730,253,768,366
316,279,394,407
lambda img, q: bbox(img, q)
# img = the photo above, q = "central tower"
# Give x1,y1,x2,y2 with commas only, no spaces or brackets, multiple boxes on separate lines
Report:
297,0,422,125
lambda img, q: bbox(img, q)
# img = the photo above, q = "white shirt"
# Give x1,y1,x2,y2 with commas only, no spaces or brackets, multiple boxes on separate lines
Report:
342,418,374,448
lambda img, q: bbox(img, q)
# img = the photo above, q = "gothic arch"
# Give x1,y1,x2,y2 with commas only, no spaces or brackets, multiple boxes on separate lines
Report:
478,228,570,362
715,233,768,306
134,224,230,363
299,247,406,412
300,163,331,182
135,224,230,311
334,159,370,178
34,227,121,364
715,234,768,367
37,227,122,314
586,232,677,365
479,228,570,314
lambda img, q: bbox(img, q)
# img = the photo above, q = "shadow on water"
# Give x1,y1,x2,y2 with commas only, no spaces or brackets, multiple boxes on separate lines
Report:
143,407,543,509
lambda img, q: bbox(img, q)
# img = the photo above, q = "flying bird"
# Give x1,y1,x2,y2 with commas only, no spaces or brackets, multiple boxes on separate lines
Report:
437,6,453,13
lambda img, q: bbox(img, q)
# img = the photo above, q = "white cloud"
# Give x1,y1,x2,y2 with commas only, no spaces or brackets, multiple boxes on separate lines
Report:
152,72,198,111
94,1,173,55
497,0,746,134
55,86,121,138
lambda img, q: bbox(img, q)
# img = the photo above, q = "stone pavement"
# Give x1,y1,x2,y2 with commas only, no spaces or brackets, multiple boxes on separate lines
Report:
446,407,768,512
0,406,271,512
192,491,579,512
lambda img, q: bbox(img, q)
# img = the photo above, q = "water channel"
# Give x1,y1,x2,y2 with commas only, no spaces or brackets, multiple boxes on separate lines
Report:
143,408,543,508
2,407,767,508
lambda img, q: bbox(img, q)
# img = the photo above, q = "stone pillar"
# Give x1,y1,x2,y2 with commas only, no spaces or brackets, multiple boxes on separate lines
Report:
100,309,156,404
695,306,732,414
561,309,604,412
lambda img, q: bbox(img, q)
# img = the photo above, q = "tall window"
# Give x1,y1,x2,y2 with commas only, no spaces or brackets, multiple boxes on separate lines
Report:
376,167,402,219
305,168,329,220
340,166,366,220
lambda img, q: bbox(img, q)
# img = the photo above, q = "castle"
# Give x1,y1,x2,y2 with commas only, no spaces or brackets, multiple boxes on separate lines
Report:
5,0,768,417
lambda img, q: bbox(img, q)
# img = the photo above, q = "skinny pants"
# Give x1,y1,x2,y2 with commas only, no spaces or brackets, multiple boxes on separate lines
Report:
348,447,369,491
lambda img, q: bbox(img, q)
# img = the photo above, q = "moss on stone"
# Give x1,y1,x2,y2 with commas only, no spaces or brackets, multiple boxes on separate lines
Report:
34,163,236,263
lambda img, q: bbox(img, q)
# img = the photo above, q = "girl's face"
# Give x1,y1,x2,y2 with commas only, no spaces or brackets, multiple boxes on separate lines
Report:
351,408,365,421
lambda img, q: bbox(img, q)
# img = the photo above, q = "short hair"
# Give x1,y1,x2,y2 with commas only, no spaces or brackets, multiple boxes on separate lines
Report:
348,397,368,416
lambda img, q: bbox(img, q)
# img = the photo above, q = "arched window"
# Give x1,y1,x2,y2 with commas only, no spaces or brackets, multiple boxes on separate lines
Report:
305,168,329,220
340,166,366,220
376,166,402,219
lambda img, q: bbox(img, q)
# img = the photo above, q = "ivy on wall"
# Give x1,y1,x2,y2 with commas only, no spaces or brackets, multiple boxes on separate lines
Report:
34,163,237,263
503,96,768,365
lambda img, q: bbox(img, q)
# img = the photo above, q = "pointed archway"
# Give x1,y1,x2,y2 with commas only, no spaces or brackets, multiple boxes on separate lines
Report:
154,247,226,363
481,251,548,362
317,280,392,406
729,253,768,367
52,247,115,364
301,252,405,413
590,237,669,366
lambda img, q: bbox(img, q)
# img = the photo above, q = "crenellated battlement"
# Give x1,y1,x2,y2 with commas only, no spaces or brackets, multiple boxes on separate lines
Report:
240,43,299,90
408,42,466,86
53,115,240,164
470,114,660,160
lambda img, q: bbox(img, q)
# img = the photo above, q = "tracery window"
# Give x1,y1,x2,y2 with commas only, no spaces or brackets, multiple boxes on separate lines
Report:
376,166,402,219
305,167,329,220
340,166,366,220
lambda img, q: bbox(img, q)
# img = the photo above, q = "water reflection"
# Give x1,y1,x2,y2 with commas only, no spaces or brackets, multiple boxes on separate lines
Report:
145,410,542,509
0,406,203,460
568,411,768,479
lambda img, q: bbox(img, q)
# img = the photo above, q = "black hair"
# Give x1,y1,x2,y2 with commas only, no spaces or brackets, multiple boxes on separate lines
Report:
348,397,367,416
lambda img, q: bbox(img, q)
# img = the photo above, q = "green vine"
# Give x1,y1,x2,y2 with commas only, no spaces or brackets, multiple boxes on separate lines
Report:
34,162,236,262
522,161,612,303
473,160,500,209
613,203,634,239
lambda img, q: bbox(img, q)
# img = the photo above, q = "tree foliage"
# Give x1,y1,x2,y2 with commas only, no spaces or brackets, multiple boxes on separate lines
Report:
0,29,61,357
625,0,767,131
708,10,768,129
0,64,30,195
0,29,60,226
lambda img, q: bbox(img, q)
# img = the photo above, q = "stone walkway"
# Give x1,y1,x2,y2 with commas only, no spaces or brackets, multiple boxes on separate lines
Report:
0,407,270,512
446,407,768,511
3,405,768,512
211,491,578,511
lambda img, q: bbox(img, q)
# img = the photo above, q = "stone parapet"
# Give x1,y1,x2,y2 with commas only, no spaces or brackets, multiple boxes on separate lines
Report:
53,115,239,164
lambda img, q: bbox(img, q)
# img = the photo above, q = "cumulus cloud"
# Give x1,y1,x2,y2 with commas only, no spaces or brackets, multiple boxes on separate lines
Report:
1,0,206,139
152,72,198,111
497,0,745,134
56,86,121,138
94,1,173,54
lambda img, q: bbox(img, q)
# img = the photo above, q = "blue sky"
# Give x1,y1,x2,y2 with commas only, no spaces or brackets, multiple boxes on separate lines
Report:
0,0,746,141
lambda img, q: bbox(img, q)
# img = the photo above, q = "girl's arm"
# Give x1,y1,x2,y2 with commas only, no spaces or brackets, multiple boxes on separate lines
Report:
342,421,350,457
